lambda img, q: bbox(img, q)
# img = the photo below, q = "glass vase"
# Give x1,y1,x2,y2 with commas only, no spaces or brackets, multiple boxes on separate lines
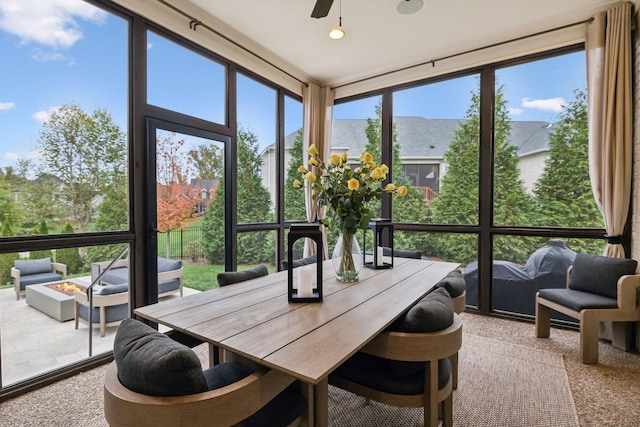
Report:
332,230,361,282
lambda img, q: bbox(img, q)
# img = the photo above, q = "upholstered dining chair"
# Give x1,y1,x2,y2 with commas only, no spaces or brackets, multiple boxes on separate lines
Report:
216,264,269,287
104,318,307,427
329,288,462,427
535,253,640,364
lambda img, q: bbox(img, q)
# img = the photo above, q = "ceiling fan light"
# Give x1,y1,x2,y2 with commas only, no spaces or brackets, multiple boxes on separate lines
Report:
329,26,345,39
397,0,423,15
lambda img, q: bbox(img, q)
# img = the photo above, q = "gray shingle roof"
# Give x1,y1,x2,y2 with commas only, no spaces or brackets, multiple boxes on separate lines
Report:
283,117,554,159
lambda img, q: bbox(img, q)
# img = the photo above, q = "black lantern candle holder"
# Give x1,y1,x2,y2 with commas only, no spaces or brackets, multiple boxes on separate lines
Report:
363,218,394,269
287,223,323,302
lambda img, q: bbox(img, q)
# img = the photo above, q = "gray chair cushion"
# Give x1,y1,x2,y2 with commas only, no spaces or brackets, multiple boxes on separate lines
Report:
78,303,129,324
567,254,637,299
436,269,466,298
393,287,454,333
19,272,63,288
114,318,208,396
217,265,269,287
538,288,618,312
157,256,182,273
334,353,452,394
158,278,180,294
100,268,128,285
14,258,53,276
98,283,129,295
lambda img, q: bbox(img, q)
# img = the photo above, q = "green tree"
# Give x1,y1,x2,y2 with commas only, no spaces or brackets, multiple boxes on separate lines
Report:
364,102,427,250
188,144,224,180
284,130,306,222
55,223,85,274
36,102,126,231
533,88,603,254
430,85,534,264
30,219,52,260
0,214,18,283
203,127,275,265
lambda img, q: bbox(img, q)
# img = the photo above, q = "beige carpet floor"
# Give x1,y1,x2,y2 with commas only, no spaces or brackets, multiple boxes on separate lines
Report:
1,312,638,426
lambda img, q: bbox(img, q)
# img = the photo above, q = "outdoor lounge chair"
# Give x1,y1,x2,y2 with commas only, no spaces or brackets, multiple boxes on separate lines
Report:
12,257,67,300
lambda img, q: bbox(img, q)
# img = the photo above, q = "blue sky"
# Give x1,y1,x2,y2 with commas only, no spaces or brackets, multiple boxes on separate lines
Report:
0,0,586,171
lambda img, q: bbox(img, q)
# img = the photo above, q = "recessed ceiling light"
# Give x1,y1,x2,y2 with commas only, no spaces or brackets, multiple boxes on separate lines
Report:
397,0,423,15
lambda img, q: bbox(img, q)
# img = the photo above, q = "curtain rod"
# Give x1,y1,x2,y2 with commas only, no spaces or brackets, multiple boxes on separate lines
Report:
333,17,595,90
156,0,307,86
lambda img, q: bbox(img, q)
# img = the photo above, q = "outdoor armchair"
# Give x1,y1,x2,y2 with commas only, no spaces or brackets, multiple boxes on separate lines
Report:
535,253,640,363
75,283,129,337
12,257,67,300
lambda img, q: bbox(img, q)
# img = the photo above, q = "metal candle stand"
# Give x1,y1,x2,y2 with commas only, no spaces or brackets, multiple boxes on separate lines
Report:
363,218,394,269
287,223,323,302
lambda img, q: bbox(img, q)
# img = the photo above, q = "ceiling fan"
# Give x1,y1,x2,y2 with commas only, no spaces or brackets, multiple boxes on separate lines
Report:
311,0,334,18
311,0,424,18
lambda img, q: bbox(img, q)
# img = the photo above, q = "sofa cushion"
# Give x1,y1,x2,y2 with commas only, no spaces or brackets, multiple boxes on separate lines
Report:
158,278,180,294
14,258,53,276
157,257,182,273
436,269,466,298
568,254,637,299
393,287,454,333
19,272,63,288
78,303,129,324
98,283,129,295
100,268,129,285
114,318,208,396
334,352,452,394
538,288,618,312
217,265,269,287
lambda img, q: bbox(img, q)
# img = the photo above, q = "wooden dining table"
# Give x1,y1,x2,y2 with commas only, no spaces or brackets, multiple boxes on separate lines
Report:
134,257,459,426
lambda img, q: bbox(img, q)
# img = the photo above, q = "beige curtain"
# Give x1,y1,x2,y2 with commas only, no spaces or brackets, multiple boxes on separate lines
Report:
302,83,334,260
586,2,633,258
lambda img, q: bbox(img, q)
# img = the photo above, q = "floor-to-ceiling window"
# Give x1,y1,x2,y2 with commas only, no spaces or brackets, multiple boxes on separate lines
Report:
0,0,131,390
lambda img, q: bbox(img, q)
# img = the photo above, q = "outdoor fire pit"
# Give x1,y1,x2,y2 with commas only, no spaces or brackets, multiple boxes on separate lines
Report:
25,279,89,322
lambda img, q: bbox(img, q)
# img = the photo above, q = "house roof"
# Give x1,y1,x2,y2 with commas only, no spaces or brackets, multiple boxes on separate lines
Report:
283,117,555,160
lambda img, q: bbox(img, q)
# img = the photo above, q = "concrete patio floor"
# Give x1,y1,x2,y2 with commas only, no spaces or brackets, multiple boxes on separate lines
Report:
0,282,199,387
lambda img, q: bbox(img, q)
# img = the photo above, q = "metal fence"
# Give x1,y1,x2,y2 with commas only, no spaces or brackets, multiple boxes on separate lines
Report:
158,226,205,260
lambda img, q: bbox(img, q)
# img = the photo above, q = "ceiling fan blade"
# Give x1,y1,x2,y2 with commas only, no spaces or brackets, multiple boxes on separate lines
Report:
311,0,334,18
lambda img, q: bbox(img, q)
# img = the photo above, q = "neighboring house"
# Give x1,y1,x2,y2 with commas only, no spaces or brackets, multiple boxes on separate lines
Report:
189,178,219,215
261,117,555,209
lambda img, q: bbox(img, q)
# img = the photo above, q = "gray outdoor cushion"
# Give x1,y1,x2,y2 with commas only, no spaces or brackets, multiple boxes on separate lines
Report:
157,256,182,273
217,265,269,287
114,318,208,396
158,278,180,294
98,283,129,295
436,269,466,298
19,272,63,288
394,287,454,333
78,303,129,324
100,268,128,285
14,258,53,276
334,353,452,394
387,287,454,377
538,288,618,312
568,254,637,299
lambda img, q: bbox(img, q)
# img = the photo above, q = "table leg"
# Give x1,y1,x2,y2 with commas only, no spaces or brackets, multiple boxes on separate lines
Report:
313,377,328,427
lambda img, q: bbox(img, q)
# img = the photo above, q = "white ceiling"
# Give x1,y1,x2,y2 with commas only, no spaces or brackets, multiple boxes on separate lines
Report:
169,0,623,88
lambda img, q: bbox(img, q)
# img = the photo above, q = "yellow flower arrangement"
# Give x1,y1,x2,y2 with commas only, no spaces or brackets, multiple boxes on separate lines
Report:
296,144,406,236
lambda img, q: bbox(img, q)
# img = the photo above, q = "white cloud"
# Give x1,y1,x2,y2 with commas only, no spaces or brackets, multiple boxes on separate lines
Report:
521,97,566,113
508,107,523,116
0,0,106,49
31,49,66,62
0,101,15,111
32,106,60,124
3,152,20,161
